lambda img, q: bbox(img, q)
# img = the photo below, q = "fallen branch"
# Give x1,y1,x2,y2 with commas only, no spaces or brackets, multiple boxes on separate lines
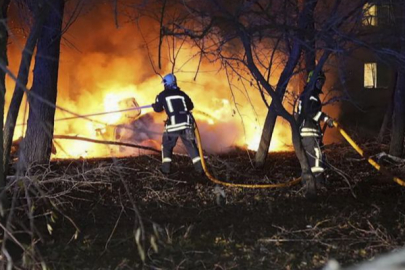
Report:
53,135,160,154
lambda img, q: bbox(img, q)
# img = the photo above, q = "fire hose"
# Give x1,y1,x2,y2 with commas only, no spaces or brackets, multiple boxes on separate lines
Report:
332,121,405,187
49,102,405,188
194,122,302,188
194,120,405,188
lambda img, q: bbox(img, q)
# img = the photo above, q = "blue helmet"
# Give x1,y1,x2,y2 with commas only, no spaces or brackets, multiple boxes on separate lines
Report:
162,73,177,88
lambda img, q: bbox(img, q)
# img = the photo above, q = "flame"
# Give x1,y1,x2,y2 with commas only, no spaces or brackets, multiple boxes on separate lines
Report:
4,4,299,159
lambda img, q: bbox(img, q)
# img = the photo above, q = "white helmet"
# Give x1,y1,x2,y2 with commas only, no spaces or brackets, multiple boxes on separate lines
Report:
162,73,177,88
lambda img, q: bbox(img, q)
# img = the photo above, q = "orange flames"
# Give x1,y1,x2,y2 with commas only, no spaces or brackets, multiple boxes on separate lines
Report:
5,4,296,159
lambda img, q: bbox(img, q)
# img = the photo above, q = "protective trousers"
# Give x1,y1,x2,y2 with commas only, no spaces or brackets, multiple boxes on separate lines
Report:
301,136,325,183
161,128,203,174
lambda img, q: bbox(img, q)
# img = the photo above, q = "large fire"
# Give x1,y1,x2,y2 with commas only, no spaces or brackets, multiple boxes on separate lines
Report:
5,3,296,159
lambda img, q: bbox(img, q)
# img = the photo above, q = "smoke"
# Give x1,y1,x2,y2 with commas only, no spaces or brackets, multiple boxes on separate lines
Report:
4,1,341,159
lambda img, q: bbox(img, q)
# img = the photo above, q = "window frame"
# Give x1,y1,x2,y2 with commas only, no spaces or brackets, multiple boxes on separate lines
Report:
364,62,378,89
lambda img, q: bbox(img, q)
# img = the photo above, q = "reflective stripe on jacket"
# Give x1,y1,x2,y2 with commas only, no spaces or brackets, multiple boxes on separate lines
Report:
152,87,194,132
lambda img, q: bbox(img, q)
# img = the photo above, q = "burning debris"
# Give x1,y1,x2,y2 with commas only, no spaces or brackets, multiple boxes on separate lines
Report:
2,1,405,270
51,96,163,158
114,113,161,148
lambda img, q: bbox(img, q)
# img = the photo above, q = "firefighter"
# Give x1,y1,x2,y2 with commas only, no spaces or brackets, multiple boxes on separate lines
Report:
152,73,203,175
297,70,334,185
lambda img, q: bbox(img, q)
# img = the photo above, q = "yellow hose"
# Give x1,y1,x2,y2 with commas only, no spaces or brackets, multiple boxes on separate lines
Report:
194,123,302,188
333,121,405,187
194,119,405,189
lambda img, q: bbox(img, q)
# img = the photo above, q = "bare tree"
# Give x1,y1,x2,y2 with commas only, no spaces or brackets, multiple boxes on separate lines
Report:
377,76,395,143
254,0,318,168
389,1,405,157
20,0,65,168
2,0,51,175
134,0,367,194
0,0,10,216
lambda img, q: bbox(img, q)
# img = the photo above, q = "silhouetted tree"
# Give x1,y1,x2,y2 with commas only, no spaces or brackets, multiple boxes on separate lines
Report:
140,0,367,194
3,0,51,174
254,0,318,168
20,0,65,167
389,1,405,157
0,0,10,216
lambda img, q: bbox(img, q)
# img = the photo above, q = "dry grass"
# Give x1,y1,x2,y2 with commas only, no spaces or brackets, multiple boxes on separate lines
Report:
0,144,404,269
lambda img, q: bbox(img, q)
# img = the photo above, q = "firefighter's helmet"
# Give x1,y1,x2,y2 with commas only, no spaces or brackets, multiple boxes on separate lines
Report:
162,73,177,88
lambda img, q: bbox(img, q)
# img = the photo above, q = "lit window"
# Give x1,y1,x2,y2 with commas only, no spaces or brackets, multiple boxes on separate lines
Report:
364,63,377,88
362,4,377,26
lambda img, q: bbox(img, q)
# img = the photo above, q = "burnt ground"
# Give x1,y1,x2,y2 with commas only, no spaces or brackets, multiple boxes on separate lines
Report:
4,143,405,270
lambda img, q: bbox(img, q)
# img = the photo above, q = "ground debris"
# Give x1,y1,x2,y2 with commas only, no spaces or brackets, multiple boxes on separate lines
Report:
4,144,405,269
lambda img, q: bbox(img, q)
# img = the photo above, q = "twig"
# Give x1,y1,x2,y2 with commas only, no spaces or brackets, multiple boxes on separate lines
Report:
114,0,119,28
158,0,167,69
53,135,160,153
104,199,124,251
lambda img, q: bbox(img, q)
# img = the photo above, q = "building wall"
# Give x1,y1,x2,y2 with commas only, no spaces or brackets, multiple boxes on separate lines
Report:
338,48,395,135
336,0,398,135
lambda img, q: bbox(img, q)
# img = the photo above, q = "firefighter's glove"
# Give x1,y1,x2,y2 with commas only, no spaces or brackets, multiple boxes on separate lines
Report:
326,118,334,128
152,103,162,112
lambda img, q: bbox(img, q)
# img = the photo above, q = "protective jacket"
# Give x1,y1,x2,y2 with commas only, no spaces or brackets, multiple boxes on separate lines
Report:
152,85,202,174
152,87,194,132
297,90,330,178
297,93,329,138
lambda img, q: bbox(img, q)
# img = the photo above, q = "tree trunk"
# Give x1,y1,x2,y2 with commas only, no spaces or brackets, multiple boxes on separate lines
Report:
254,0,318,168
20,0,64,168
2,1,50,175
389,5,405,157
254,39,304,168
377,84,395,143
389,71,405,156
239,27,316,195
0,0,10,216
254,108,277,168
304,2,316,74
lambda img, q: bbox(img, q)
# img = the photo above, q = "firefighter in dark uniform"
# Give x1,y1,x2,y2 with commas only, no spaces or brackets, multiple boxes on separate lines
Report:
297,70,334,184
152,73,203,175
